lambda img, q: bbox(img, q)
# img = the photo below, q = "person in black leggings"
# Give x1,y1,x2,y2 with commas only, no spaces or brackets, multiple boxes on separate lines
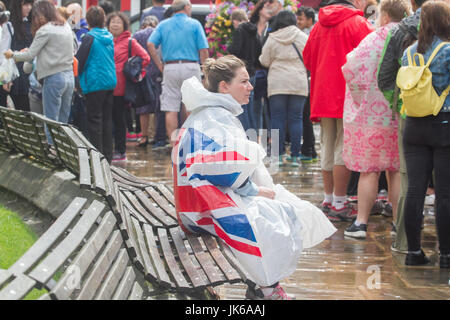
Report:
401,1,450,268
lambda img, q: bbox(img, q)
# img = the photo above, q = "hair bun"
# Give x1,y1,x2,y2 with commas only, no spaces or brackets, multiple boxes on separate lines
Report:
202,58,216,77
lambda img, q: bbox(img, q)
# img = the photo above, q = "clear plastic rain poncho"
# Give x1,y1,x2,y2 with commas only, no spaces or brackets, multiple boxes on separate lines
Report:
172,77,336,286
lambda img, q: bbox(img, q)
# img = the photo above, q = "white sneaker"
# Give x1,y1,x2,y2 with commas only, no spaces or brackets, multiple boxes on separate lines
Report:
424,194,435,206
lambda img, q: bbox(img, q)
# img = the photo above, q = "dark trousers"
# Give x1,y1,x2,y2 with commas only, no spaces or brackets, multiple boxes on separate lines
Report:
69,93,89,139
403,113,450,254
10,94,30,112
154,107,167,142
0,87,8,108
125,107,141,133
301,95,317,158
85,90,113,163
112,96,127,155
269,94,306,157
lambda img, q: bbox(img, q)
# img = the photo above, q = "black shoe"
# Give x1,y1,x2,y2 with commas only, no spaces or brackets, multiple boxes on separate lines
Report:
344,222,367,239
137,136,149,147
440,254,450,269
245,286,264,300
405,249,430,266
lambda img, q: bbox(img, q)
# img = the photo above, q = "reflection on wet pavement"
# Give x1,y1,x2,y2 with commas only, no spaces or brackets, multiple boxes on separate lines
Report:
117,135,450,300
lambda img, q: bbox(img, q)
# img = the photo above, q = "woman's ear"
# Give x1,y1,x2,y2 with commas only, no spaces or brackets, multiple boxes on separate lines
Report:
218,80,229,94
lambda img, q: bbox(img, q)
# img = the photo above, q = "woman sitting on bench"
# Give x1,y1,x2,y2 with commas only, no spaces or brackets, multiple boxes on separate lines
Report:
172,55,336,300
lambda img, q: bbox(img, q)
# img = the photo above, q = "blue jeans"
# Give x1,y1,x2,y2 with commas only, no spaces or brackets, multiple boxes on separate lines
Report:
43,70,74,124
269,94,306,157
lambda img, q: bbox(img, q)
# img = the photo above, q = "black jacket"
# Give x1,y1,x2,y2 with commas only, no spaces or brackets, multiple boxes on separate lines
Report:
10,19,33,96
377,9,420,110
228,22,262,77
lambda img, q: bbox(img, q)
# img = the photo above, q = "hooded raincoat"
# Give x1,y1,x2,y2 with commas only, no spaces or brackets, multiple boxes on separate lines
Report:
303,4,374,121
173,77,336,286
342,23,399,173
259,25,309,98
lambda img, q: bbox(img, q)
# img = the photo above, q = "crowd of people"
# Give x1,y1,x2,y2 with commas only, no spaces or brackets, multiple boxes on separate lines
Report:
0,0,449,299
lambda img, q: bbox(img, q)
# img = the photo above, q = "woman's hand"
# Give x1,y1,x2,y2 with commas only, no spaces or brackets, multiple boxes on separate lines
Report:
4,49,14,59
257,187,276,200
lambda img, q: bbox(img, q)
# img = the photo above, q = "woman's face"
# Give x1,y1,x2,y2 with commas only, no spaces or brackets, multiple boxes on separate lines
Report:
108,16,124,37
22,2,33,18
219,67,253,105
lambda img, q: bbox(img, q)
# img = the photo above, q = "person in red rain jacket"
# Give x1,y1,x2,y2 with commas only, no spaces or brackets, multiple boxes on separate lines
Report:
107,11,150,162
302,0,374,222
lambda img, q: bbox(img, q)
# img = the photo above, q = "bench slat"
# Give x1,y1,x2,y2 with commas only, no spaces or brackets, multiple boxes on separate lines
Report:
142,224,173,288
76,230,123,300
111,266,136,300
127,281,144,300
134,189,177,226
70,126,96,150
111,170,150,189
121,190,163,227
90,150,106,194
61,125,85,149
144,186,177,221
130,216,157,282
0,274,36,300
101,158,117,208
38,293,52,300
110,165,153,186
120,204,140,262
186,234,226,285
50,211,117,300
201,235,242,283
10,198,87,275
78,148,91,188
0,269,12,287
217,239,250,282
168,228,208,289
157,228,191,291
155,184,176,206
95,248,129,300
28,200,105,286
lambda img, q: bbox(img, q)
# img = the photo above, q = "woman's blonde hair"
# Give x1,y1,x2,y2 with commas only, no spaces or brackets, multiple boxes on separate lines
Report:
202,55,246,93
379,0,411,22
57,7,72,21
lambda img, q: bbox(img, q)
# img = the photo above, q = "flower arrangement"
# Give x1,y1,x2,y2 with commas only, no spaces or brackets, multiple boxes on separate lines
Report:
205,0,302,58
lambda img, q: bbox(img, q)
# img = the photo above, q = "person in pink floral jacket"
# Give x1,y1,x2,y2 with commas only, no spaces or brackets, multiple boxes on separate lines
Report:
341,0,411,239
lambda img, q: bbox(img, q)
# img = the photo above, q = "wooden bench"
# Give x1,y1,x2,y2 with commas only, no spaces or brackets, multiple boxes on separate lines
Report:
0,107,56,167
0,108,250,299
0,197,147,300
116,194,245,292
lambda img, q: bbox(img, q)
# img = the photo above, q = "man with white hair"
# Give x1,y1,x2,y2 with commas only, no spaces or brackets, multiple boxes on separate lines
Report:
262,0,284,45
67,2,89,44
303,0,374,229
147,0,209,146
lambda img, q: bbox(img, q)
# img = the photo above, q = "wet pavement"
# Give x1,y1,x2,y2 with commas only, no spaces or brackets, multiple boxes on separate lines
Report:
116,126,450,300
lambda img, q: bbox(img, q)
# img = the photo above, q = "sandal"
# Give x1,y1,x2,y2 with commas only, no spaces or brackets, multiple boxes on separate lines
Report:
137,136,149,148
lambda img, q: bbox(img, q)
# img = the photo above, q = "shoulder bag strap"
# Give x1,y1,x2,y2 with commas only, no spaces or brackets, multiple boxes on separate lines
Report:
425,41,449,68
128,38,132,58
292,43,304,64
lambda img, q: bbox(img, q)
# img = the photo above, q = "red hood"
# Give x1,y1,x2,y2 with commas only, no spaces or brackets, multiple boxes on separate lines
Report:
319,5,364,27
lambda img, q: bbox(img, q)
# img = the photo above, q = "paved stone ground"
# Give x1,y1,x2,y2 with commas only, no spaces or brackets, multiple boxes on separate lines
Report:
117,127,450,300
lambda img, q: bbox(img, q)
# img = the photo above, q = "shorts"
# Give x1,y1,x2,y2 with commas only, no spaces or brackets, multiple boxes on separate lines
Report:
160,63,201,112
320,117,345,171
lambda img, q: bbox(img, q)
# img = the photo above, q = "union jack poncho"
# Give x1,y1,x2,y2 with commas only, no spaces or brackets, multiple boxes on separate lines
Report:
172,77,336,286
